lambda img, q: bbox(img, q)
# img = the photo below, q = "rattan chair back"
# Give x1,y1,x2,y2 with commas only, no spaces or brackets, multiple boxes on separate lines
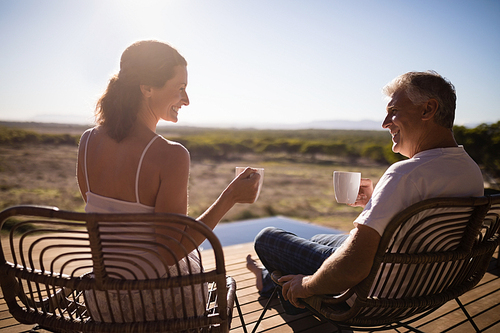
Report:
0,205,235,332
303,194,500,328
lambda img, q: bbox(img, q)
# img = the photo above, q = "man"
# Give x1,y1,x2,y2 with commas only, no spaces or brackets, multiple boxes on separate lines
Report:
246,71,484,313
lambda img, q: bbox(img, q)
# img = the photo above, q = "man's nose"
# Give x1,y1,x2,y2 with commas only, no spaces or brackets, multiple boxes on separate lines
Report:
382,114,392,129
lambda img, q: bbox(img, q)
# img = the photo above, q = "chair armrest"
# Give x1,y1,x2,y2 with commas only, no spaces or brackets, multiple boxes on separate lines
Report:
226,276,237,325
270,270,353,307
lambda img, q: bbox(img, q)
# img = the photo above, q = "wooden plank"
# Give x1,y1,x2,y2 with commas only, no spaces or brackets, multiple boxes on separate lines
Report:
0,317,33,333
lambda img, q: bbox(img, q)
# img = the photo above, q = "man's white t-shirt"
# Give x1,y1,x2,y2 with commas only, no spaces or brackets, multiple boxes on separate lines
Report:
353,146,484,236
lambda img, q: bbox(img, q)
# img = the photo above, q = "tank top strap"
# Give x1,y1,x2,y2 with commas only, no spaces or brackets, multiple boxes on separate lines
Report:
135,135,161,203
83,128,95,193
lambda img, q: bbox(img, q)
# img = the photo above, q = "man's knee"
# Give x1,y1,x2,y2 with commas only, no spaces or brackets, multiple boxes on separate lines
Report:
254,226,281,250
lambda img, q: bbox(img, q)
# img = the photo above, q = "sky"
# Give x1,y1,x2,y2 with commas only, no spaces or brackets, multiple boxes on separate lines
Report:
0,0,499,129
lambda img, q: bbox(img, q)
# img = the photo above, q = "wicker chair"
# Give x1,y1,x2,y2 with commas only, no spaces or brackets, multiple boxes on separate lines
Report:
0,205,246,333
253,194,500,333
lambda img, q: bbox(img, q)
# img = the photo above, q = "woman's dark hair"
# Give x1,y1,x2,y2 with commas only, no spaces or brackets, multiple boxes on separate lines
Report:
95,40,187,141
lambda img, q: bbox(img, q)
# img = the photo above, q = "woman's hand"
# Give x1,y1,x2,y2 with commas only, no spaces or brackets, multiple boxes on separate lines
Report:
349,178,373,208
197,167,260,233
225,167,261,204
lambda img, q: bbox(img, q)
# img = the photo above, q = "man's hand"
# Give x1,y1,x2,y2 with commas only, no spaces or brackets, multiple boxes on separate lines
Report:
279,274,314,308
350,178,374,208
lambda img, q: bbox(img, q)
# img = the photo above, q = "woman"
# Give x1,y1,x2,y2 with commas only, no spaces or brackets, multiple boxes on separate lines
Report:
76,40,260,322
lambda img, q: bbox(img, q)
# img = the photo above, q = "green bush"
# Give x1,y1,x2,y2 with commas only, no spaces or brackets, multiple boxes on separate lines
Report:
0,127,79,146
454,121,500,177
2,122,498,175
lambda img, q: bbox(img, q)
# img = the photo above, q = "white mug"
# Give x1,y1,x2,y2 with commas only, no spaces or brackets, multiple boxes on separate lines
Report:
333,171,361,205
235,167,264,203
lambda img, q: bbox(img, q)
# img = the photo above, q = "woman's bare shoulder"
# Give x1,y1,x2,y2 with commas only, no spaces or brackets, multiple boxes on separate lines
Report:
79,127,94,141
77,127,97,156
154,135,190,161
147,136,190,185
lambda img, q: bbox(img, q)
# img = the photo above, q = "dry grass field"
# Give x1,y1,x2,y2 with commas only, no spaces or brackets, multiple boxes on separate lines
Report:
0,144,387,232
188,155,387,230
0,145,82,212
0,123,390,232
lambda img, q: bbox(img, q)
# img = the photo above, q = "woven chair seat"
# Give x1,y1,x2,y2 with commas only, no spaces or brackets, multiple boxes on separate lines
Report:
0,206,243,333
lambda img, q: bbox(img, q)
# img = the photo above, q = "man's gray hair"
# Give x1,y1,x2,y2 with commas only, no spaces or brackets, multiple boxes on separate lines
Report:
383,71,456,129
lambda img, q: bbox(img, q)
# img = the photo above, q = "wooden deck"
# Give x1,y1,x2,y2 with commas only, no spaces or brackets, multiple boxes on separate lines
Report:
1,242,499,332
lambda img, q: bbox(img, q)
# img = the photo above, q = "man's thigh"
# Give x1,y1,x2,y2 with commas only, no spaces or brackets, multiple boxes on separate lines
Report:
254,227,348,275
310,233,349,247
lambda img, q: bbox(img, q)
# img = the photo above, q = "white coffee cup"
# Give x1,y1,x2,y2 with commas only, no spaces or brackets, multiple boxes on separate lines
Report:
235,167,264,203
333,171,361,204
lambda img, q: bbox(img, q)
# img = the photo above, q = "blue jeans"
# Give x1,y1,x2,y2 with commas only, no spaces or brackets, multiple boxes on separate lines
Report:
254,227,349,315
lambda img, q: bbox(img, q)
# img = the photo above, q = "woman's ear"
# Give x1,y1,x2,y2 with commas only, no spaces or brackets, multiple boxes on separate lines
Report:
140,85,153,98
422,98,439,121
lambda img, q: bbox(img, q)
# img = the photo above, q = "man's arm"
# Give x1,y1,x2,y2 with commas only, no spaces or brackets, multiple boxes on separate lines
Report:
279,224,381,308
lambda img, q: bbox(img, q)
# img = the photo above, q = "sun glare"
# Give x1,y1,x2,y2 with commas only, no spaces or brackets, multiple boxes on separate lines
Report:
108,0,183,36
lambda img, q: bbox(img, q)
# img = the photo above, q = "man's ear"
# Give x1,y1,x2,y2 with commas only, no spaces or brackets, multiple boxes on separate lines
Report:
140,85,153,98
422,98,438,120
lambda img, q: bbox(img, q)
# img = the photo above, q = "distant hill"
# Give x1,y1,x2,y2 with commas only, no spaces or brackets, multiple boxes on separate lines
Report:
0,121,90,135
30,114,93,125
278,119,383,130
1,117,483,132
167,119,385,130
2,118,384,131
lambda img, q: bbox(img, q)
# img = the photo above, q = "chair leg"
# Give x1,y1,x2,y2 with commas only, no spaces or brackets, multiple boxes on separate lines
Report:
496,243,499,267
251,287,279,333
455,298,480,333
234,293,248,333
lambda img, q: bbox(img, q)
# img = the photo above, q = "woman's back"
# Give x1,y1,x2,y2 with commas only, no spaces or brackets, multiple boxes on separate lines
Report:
80,126,159,207
77,125,190,215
